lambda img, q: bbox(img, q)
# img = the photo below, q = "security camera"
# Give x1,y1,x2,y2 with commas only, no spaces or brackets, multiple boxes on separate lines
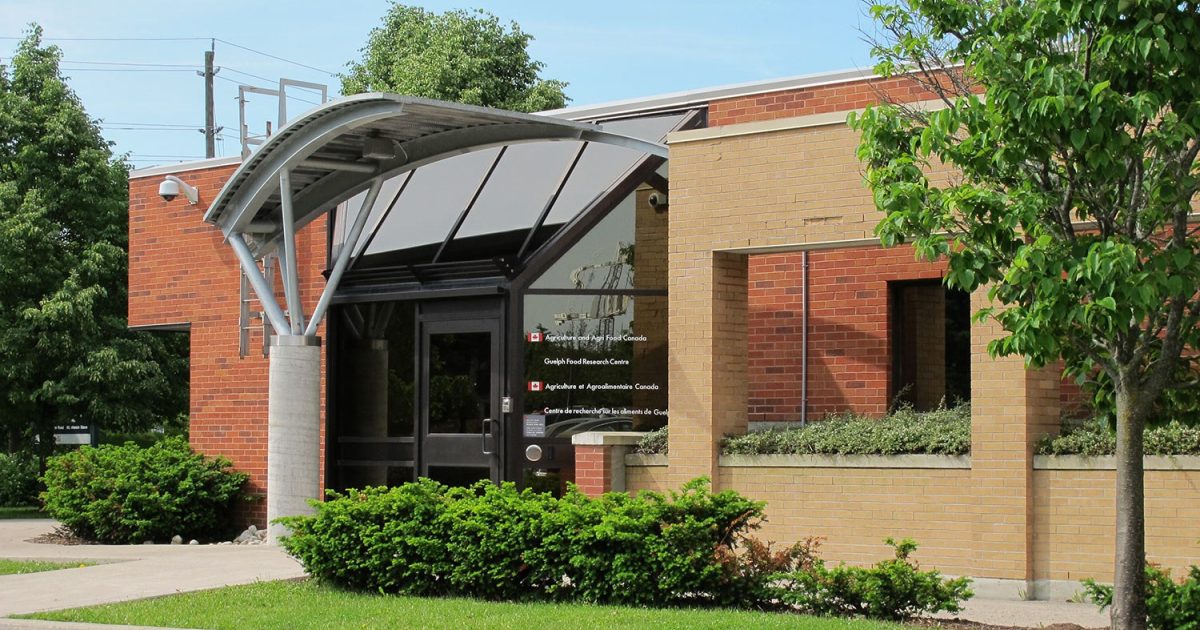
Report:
159,175,199,204
648,191,668,211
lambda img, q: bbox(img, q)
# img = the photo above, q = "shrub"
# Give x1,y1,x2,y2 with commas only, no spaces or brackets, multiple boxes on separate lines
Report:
41,437,248,543
1084,564,1200,630
635,426,668,455
1038,419,1200,456
536,478,765,607
281,477,767,607
722,404,971,456
0,452,38,507
772,538,973,621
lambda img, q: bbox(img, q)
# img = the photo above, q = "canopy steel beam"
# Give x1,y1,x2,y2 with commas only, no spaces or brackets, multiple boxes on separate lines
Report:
230,233,290,334
304,177,384,336
279,170,305,334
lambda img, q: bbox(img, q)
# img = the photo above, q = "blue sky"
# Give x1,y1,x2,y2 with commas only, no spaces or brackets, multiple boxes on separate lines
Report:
1,1,877,168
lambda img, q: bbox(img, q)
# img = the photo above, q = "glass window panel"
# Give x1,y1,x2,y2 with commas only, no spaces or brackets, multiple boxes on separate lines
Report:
544,114,683,225
522,294,667,432
454,141,582,239
334,302,416,439
531,193,635,290
330,174,410,261
364,148,503,256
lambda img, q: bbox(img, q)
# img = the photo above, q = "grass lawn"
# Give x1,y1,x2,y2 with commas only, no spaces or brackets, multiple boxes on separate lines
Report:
0,558,92,575
24,580,907,630
0,506,42,520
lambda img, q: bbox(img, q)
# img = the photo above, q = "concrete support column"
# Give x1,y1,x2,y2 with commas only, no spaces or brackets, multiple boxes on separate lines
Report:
267,335,322,543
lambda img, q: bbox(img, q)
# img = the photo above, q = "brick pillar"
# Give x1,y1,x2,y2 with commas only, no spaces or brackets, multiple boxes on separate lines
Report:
667,251,748,489
969,288,1060,593
571,432,643,497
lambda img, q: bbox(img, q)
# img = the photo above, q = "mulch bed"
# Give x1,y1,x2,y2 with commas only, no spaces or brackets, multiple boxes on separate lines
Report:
26,525,94,546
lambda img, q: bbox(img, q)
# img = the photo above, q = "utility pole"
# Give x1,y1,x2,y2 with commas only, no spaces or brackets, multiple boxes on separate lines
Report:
199,40,222,159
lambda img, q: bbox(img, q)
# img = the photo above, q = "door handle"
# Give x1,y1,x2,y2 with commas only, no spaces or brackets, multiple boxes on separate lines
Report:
482,418,494,455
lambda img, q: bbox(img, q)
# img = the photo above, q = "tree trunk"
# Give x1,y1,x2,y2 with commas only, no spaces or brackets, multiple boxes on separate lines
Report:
1110,388,1147,630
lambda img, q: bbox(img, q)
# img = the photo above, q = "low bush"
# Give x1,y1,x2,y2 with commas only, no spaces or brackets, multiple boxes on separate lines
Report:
1084,564,1200,630
1038,419,1200,456
0,452,38,507
281,478,971,619
721,404,971,456
283,478,770,606
772,538,973,621
635,426,668,455
41,437,248,544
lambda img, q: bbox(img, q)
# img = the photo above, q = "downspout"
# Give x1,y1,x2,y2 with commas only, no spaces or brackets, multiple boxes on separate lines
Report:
801,250,810,426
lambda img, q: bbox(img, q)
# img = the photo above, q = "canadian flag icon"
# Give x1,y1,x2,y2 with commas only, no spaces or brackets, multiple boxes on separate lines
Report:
527,381,544,392
526,332,543,342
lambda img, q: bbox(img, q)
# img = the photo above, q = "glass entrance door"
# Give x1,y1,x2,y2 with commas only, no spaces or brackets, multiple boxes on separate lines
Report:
419,313,501,485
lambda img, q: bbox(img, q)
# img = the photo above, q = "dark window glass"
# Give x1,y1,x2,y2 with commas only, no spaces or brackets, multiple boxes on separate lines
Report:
427,332,491,434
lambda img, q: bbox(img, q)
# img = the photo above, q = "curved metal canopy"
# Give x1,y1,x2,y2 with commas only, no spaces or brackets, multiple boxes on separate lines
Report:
204,93,668,252
204,93,671,340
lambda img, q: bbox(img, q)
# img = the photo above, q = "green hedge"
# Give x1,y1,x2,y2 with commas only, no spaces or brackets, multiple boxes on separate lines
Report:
720,405,970,456
280,478,971,619
0,452,38,507
637,406,971,457
281,478,764,607
1038,419,1200,456
41,437,248,543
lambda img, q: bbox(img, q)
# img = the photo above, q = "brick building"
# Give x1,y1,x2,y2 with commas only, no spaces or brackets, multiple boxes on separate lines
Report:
129,71,1200,597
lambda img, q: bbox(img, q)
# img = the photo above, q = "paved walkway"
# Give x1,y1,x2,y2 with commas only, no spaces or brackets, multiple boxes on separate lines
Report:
0,518,1111,629
0,519,304,621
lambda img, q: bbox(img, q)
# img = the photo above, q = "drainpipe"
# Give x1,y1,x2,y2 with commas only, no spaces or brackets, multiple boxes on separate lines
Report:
801,250,810,426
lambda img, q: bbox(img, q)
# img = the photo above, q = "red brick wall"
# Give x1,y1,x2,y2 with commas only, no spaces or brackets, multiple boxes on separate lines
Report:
573,445,610,497
747,246,947,422
709,76,942,127
129,164,328,527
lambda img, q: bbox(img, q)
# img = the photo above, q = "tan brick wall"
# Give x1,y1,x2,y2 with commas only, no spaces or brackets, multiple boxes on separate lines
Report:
1033,469,1200,581
627,463,1200,581
626,464,672,495
628,464,976,575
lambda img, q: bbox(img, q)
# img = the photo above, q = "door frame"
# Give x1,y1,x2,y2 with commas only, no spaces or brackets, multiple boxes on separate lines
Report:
416,298,505,483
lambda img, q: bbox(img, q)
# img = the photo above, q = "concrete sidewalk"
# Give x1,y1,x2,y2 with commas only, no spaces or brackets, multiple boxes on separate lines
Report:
0,519,304,618
0,518,1111,629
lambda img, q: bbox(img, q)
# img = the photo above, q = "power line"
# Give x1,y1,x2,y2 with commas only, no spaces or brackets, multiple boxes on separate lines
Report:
214,74,319,105
0,36,211,41
61,59,201,68
61,67,194,73
213,38,335,76
221,66,274,83
3,34,335,76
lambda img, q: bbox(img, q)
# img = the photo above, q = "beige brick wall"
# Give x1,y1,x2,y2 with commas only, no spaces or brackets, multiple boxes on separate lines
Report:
627,464,673,495
718,466,978,575
627,463,1200,581
1033,469,1200,581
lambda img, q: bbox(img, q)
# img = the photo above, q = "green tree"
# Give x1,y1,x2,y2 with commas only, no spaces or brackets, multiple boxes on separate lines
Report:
341,3,568,112
852,2,1200,628
0,27,187,461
